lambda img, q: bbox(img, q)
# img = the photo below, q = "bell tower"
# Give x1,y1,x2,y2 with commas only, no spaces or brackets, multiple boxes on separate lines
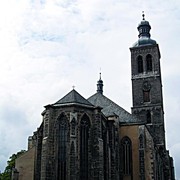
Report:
130,13,165,146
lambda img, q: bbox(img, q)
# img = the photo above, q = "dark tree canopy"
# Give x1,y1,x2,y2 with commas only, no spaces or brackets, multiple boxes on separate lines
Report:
0,150,26,180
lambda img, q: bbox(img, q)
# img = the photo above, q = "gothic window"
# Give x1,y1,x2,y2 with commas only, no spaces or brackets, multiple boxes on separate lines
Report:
57,114,68,180
146,110,151,123
146,54,152,71
70,141,76,180
143,90,150,102
121,136,132,175
71,118,76,135
137,56,143,73
80,114,90,180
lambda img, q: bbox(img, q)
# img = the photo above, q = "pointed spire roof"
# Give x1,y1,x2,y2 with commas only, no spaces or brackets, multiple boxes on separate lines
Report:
53,89,94,107
97,73,103,94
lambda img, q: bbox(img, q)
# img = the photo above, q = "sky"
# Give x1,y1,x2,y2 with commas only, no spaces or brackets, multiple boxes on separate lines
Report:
0,0,179,178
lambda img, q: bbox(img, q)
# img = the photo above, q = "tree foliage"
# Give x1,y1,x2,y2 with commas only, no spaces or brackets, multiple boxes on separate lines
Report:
0,150,26,180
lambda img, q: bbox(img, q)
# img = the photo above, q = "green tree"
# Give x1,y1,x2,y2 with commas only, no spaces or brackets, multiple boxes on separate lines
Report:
0,150,26,180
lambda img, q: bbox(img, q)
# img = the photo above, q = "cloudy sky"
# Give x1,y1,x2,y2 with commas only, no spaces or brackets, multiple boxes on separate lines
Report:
0,0,179,178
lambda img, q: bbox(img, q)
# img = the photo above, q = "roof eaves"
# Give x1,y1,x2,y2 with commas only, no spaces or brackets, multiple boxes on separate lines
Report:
53,102,94,108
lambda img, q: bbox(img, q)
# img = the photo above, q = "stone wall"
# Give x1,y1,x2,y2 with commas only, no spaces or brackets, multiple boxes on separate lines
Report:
15,147,35,180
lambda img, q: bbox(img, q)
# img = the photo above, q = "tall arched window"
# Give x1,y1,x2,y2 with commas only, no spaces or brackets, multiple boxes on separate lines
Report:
121,136,132,175
146,110,151,123
137,56,143,73
80,114,90,180
146,54,152,72
70,141,76,180
57,114,68,180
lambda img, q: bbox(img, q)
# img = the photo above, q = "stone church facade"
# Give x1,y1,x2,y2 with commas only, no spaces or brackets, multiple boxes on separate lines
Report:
14,15,175,180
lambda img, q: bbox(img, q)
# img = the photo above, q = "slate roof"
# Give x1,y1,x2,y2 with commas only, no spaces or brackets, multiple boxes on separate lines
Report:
88,93,141,123
54,89,94,107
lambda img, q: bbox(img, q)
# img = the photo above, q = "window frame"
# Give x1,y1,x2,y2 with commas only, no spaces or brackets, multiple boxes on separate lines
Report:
137,55,143,73
80,114,91,180
146,54,153,72
57,114,68,180
121,136,133,175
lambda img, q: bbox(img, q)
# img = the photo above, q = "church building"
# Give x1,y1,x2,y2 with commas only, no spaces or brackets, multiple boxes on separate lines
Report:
14,14,175,180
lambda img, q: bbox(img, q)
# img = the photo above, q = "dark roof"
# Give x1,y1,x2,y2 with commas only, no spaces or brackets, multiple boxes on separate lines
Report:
132,37,157,47
88,93,141,123
54,89,94,107
132,15,157,47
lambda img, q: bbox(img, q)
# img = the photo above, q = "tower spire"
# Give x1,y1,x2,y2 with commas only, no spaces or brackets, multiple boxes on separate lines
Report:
132,12,157,47
130,14,165,146
138,12,151,38
97,72,103,94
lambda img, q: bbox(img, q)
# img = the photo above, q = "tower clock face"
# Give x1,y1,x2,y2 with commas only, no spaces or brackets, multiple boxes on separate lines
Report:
142,81,151,91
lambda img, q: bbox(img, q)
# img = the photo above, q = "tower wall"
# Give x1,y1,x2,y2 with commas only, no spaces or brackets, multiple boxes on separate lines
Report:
130,28,165,146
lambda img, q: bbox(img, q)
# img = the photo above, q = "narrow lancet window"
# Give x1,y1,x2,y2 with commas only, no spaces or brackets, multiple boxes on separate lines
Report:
146,54,152,72
137,56,143,73
121,136,132,175
57,114,68,180
80,114,90,180
146,110,151,123
70,141,76,180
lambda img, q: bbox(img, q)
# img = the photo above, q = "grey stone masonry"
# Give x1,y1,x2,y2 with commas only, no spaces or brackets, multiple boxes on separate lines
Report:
130,44,165,146
90,108,104,180
33,96,120,180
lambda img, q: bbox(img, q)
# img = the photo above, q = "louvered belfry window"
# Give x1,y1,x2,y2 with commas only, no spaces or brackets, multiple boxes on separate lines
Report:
137,55,143,73
146,54,152,72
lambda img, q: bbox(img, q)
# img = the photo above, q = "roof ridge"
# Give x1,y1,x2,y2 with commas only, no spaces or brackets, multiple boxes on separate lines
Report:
54,89,94,107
